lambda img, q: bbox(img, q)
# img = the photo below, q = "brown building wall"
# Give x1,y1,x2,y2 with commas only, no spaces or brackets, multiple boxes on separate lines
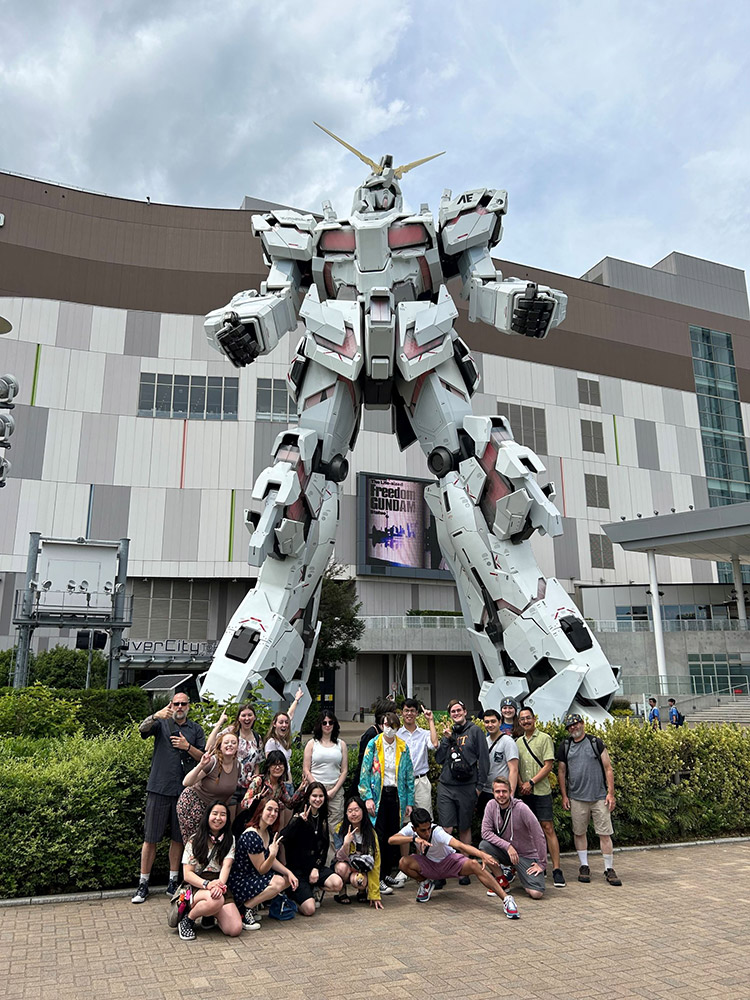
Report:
2,170,749,396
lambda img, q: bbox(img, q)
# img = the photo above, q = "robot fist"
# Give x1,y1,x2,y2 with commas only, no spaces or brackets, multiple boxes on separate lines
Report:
215,311,262,368
511,283,558,339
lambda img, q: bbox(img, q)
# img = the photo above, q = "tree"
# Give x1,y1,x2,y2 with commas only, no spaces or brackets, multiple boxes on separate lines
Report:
314,562,365,670
30,644,107,689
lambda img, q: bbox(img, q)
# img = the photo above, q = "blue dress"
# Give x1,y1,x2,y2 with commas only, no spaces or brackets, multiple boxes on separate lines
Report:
228,829,273,903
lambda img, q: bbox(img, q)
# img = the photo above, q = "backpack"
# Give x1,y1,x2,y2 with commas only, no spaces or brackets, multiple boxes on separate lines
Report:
559,733,606,783
448,741,474,783
674,710,686,727
268,894,298,921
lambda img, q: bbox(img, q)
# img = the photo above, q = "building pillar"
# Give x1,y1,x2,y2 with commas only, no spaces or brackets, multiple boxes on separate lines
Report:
731,556,747,625
406,652,413,698
647,549,668,696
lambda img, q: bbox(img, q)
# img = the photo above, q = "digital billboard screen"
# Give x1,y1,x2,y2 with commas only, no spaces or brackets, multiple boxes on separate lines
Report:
357,472,451,579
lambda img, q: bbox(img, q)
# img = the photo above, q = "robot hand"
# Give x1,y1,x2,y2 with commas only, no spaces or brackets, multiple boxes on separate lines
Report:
510,283,558,339
215,311,262,368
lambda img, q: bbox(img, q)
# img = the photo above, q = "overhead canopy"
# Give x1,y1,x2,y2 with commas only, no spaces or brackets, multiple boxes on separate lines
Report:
603,502,750,563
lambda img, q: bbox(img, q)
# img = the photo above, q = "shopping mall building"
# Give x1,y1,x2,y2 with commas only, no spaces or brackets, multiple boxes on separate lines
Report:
1,169,750,713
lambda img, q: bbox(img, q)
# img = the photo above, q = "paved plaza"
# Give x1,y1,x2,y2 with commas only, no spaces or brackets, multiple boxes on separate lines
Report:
2,841,749,1000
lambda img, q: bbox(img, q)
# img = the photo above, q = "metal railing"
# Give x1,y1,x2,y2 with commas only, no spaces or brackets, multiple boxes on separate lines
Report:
360,615,464,630
590,619,750,633
12,589,133,623
619,673,750,699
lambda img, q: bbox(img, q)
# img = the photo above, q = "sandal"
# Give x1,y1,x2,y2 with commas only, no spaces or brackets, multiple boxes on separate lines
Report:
355,890,368,904
333,892,351,905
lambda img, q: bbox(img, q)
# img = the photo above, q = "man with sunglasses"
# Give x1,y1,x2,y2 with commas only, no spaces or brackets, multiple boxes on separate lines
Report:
132,693,206,904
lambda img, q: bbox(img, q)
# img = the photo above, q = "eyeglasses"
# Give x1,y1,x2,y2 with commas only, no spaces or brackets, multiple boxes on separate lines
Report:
173,701,188,707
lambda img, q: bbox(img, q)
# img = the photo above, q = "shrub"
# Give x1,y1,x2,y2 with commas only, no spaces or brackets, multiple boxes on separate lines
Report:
0,685,150,738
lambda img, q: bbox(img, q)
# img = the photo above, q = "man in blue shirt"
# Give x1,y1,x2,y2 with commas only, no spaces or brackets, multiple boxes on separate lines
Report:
668,699,679,725
648,698,661,729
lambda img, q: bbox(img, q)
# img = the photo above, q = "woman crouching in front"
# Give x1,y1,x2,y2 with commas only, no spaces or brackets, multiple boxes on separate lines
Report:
228,797,298,930
177,800,242,940
333,795,382,909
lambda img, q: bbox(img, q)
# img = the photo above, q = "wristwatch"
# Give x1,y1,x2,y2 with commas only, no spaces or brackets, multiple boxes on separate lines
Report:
202,879,209,889
529,778,535,788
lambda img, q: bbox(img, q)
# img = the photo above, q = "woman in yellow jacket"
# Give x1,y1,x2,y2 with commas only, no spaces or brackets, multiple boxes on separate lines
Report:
333,795,383,908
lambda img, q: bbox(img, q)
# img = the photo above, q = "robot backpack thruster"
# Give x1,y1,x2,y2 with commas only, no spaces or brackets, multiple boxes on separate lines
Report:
201,123,619,727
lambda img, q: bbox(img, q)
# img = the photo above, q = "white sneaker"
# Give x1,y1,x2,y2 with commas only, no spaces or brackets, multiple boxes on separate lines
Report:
391,870,408,887
486,889,497,897
503,894,520,919
379,880,394,895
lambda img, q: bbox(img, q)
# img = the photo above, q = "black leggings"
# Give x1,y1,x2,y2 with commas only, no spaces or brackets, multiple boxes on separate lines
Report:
374,786,402,878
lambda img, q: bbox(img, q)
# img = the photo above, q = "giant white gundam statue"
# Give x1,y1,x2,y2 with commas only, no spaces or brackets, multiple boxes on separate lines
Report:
201,123,619,726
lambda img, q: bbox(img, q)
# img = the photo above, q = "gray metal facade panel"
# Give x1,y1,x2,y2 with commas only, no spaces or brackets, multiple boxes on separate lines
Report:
554,367,579,408
0,479,21,556
334,493,356,566
192,315,214,362
634,418,660,470
553,516,580,580
77,412,119,484
661,387,686,427
89,484,131,539
162,489,201,561
598,376,623,415
653,252,747,292
649,470,674,514
124,310,160,358
690,475,710,510
252,421,286,480
0,571,19,634
675,425,703,476
363,408,390,433
690,558,715,583
470,392,498,417
102,354,141,415
8,404,48,479
56,301,93,350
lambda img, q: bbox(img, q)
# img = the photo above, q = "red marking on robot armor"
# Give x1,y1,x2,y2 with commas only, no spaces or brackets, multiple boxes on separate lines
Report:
409,374,428,413
418,255,433,292
477,440,513,527
320,228,356,252
388,223,429,248
323,262,335,299
314,325,357,359
402,325,445,360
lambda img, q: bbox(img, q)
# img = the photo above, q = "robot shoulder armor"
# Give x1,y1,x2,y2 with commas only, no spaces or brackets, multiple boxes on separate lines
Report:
253,210,315,261
438,188,508,255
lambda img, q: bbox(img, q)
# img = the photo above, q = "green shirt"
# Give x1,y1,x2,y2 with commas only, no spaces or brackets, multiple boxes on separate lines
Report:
515,730,555,796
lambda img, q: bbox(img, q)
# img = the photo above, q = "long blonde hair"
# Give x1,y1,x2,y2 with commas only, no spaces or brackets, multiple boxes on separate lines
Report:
214,732,238,780
266,712,291,750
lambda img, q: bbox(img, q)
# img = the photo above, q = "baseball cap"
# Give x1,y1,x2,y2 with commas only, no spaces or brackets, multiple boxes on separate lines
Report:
563,712,584,728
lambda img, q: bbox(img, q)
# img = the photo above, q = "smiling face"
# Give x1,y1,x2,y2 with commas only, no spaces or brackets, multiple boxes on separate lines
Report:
208,803,228,834
483,713,500,736
171,695,189,721
308,787,325,813
238,707,255,730
492,780,511,807
261,799,279,827
519,709,535,733
219,733,238,757
269,761,286,782
346,800,364,826
566,719,585,741
449,703,467,725
501,704,516,722
274,713,290,736
402,704,418,727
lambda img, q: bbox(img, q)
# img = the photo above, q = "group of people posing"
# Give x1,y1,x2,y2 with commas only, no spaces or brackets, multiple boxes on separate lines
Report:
132,691,622,941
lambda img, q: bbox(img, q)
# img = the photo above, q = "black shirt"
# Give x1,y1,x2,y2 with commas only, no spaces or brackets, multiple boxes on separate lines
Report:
141,716,206,797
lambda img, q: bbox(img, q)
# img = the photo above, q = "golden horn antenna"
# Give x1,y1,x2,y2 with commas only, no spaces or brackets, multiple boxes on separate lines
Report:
313,122,382,175
394,151,445,179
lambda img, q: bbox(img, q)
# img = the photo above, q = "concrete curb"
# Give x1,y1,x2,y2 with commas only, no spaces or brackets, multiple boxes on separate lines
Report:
3,835,750,907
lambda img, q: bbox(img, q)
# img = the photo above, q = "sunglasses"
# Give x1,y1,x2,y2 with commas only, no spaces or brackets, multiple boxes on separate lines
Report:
322,719,334,726
173,701,188,707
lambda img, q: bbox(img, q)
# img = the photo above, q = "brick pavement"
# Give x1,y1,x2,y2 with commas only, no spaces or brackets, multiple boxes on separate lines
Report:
2,842,749,1000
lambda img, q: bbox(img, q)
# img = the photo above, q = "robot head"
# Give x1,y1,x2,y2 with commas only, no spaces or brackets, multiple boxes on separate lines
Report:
352,156,403,215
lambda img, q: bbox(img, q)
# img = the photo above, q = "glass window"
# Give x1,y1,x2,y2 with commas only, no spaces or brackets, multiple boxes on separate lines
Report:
189,376,206,419
206,376,223,420
223,378,239,420
257,378,272,419
154,375,173,417
173,375,189,418
138,373,156,416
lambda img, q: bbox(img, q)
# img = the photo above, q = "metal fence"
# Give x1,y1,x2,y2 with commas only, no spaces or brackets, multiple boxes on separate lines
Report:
360,615,464,630
590,619,750,633
619,673,750,699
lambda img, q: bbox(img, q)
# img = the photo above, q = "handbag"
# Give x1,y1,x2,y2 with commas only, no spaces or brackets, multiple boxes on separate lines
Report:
268,894,298,921
167,841,221,928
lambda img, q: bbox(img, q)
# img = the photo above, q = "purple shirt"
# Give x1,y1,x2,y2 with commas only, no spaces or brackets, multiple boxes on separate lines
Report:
481,797,547,866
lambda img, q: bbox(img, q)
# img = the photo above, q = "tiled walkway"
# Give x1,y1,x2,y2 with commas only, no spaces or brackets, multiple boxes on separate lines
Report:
3,842,748,1000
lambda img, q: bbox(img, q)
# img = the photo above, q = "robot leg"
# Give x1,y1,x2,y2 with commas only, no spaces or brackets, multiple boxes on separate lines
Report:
201,363,360,726
402,364,618,721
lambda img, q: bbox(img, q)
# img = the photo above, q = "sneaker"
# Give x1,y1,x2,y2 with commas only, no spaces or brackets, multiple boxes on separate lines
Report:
458,875,471,885
578,864,591,883
604,868,622,886
383,875,402,889
250,906,262,922
503,894,520,919
178,916,196,940
391,870,409,887
432,878,446,890
379,880,394,895
199,915,215,929
487,871,510,896
165,878,179,897
242,909,261,930
552,868,566,888
501,864,516,885
131,882,149,904
416,879,434,903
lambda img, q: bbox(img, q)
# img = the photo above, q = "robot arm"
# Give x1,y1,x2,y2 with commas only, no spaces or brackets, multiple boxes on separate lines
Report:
205,210,314,368
439,188,567,340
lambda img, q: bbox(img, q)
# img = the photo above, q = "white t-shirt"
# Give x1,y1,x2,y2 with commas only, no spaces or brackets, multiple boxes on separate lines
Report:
398,822,455,862
383,737,397,786
397,725,433,776
265,737,292,769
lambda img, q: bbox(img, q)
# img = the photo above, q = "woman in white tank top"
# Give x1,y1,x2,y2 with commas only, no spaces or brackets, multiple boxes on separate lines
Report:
303,711,348,860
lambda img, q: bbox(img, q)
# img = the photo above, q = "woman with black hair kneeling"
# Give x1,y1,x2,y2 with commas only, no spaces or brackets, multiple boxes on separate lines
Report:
281,782,344,915
333,795,383,909
177,800,242,941
228,797,298,930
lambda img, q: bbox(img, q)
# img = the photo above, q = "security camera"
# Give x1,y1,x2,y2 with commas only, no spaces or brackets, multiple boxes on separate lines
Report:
42,580,52,591
79,580,90,592
0,374,19,405
67,580,76,593
0,412,14,444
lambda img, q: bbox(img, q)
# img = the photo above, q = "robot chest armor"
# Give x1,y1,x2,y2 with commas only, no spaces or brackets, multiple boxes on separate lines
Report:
314,217,439,301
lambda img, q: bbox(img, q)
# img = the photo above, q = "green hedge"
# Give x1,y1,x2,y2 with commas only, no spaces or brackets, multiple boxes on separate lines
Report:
2,719,749,898
0,684,151,737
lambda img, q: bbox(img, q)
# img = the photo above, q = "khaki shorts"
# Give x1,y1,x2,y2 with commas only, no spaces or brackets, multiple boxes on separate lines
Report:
570,798,613,836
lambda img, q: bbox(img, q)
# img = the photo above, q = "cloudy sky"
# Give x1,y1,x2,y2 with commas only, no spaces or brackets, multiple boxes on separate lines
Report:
2,0,749,284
